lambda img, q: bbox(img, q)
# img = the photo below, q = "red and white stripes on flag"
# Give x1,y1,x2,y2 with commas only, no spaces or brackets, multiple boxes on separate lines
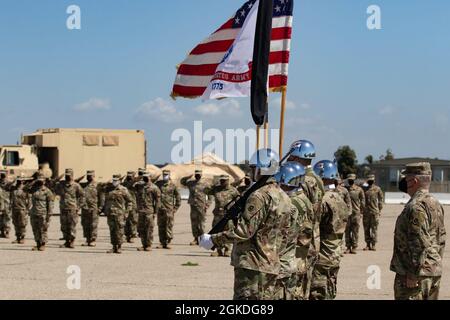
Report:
171,0,293,99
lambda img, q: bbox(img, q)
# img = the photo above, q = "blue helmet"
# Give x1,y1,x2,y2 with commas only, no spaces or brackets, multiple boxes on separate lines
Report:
290,140,316,160
249,148,280,176
275,162,306,188
313,160,339,180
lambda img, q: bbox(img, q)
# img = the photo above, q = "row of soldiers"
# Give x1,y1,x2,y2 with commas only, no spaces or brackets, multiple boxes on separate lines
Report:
0,168,181,253
198,140,446,300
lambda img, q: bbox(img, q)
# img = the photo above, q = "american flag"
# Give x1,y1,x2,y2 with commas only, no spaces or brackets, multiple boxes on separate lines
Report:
171,0,293,99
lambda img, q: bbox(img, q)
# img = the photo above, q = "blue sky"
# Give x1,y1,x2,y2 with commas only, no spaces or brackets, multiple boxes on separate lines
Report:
1,0,449,164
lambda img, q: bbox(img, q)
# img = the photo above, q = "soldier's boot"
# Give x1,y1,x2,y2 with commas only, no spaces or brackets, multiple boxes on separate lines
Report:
0,231,4,238
88,240,96,247
363,244,370,251
370,243,376,251
82,241,89,247
12,237,20,244
59,237,65,240
190,238,198,246
32,242,41,251
38,243,46,251
68,240,75,249
210,251,219,257
163,243,171,250
344,248,351,254
127,237,134,243
350,247,357,254
116,245,122,254
223,249,231,257
107,246,116,254
19,237,25,244
3,231,9,239
60,240,69,248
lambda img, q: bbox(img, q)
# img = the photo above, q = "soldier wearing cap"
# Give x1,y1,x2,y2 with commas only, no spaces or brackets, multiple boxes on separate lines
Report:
0,170,13,238
344,173,365,254
135,173,161,251
10,177,32,244
122,171,138,243
363,174,384,251
103,174,133,254
156,170,181,249
28,173,54,251
390,162,446,300
181,169,212,246
80,170,103,247
51,169,85,248
205,174,239,257
232,174,252,195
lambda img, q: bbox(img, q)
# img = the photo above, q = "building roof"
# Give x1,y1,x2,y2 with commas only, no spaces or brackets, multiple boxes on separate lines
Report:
372,157,450,167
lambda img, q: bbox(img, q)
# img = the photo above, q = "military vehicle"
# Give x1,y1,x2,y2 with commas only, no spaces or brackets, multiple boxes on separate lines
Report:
0,128,147,182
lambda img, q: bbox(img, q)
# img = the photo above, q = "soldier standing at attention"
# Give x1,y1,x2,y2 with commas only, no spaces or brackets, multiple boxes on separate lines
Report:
199,149,292,300
10,177,32,244
136,173,161,252
28,174,54,251
53,169,85,248
0,170,13,238
103,175,133,254
205,175,239,257
156,170,181,249
286,140,324,299
336,177,352,256
122,171,138,243
344,173,365,254
232,175,252,195
181,169,212,246
81,170,103,247
310,160,348,300
363,174,384,251
273,162,307,300
390,162,446,300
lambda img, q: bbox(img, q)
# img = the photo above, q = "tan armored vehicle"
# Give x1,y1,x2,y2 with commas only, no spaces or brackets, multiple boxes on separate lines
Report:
0,128,146,182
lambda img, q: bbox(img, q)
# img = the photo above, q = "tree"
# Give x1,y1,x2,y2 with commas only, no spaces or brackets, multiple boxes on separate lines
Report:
334,146,358,178
385,148,394,160
365,155,374,165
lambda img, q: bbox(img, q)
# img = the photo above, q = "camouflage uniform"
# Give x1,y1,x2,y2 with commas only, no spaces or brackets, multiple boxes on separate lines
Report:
390,163,446,300
122,172,138,242
310,188,348,300
156,173,181,247
53,171,85,246
81,171,103,245
206,177,239,257
288,189,314,300
103,177,133,253
29,181,54,250
232,175,252,195
300,166,325,299
181,171,212,244
345,176,365,251
211,178,292,300
0,174,13,238
136,178,161,250
11,182,32,243
274,190,308,300
363,178,384,249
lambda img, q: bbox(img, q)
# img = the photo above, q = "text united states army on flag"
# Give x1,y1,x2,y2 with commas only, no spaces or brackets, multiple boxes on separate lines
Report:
171,0,293,100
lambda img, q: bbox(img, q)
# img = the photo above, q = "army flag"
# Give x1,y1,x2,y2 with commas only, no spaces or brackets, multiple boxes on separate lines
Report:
171,0,294,105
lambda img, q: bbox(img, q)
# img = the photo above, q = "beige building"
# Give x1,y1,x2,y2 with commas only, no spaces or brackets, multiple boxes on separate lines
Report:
19,128,147,182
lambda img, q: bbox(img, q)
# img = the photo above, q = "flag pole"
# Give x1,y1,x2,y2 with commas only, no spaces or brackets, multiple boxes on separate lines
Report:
279,87,287,156
256,125,261,150
264,120,269,148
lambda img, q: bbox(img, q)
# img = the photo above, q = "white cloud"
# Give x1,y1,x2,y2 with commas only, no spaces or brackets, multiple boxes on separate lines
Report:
195,99,242,117
378,105,395,116
73,98,111,112
134,97,184,123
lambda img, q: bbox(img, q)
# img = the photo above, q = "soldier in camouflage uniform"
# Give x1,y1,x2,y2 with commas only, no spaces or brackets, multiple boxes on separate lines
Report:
344,173,365,254
103,174,133,254
181,169,212,246
81,171,103,247
336,177,351,256
122,171,139,243
390,162,446,300
28,174,54,251
136,173,161,252
287,140,324,299
206,175,239,257
363,174,384,251
232,175,252,195
10,178,32,244
52,169,85,248
199,148,291,300
0,170,13,238
310,160,348,300
273,162,307,300
156,170,181,249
